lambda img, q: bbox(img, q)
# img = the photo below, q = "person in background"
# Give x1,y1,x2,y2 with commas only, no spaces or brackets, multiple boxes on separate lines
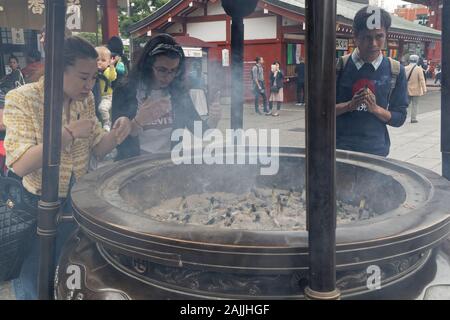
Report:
0,56,25,94
425,64,432,80
268,61,284,117
295,58,306,106
0,56,25,140
187,60,204,90
3,36,131,300
405,55,427,124
418,56,428,80
21,50,44,84
31,26,73,83
0,55,23,170
0,55,29,174
252,57,268,115
187,60,209,117
96,46,117,131
435,65,442,86
107,36,129,89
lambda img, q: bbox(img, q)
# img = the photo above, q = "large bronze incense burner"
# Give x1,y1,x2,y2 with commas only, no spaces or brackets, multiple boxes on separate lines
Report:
55,149,450,299
31,0,450,301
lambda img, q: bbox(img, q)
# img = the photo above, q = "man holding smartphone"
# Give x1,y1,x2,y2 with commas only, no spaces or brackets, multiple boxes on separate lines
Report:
335,6,409,157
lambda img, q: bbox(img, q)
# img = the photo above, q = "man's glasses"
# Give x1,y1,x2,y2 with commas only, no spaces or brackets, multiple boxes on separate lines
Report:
152,66,181,78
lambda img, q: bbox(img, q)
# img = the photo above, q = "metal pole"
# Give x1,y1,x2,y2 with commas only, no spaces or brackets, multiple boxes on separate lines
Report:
222,0,258,130
304,0,340,300
442,0,450,179
38,0,66,300
230,16,244,129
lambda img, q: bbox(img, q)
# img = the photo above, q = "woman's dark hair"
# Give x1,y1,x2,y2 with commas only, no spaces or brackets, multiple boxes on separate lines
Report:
63,36,98,70
107,35,130,71
127,34,186,94
353,6,392,36
107,36,124,57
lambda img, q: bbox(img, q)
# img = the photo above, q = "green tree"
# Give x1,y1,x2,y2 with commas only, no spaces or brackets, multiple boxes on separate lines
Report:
119,0,170,38
77,32,102,47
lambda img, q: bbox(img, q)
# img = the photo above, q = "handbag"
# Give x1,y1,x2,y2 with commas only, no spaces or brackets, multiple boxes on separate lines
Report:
0,174,38,281
270,72,281,93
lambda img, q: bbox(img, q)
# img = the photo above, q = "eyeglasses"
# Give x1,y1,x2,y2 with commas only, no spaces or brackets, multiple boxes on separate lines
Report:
152,66,181,78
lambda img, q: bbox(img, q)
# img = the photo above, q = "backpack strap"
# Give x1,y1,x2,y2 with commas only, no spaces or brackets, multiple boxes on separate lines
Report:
336,54,351,76
97,72,111,93
387,57,401,110
336,54,351,96
407,65,417,82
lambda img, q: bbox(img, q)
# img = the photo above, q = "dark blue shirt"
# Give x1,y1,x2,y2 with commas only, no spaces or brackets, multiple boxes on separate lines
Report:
295,62,305,83
336,57,409,157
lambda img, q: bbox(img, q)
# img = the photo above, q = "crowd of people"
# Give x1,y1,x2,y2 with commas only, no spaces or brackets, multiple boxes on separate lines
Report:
0,32,221,300
410,57,442,86
0,3,442,300
251,57,288,117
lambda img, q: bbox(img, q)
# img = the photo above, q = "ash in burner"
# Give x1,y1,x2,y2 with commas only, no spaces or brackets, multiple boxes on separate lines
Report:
144,187,375,231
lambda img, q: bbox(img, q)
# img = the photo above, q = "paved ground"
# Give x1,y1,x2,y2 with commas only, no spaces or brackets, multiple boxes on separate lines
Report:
1,86,447,300
216,88,443,175
0,281,13,300
389,108,442,175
